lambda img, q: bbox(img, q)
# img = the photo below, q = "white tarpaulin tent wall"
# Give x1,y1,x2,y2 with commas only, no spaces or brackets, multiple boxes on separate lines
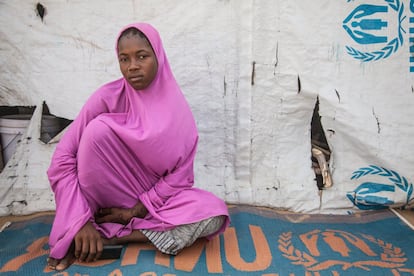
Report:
0,0,413,216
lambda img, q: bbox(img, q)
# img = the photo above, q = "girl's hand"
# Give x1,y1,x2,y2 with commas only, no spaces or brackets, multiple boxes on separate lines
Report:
95,207,134,225
74,221,103,262
95,201,148,225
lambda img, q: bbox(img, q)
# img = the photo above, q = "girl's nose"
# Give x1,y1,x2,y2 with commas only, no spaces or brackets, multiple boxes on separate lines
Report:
129,58,140,70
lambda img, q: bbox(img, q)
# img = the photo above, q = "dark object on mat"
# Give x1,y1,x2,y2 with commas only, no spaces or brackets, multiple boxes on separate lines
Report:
99,245,123,260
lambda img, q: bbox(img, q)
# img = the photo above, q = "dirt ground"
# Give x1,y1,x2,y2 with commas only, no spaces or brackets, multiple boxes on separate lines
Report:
1,208,413,232
392,209,414,229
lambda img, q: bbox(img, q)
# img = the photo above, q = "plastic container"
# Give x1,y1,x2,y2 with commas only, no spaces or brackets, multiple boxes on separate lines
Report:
0,114,60,166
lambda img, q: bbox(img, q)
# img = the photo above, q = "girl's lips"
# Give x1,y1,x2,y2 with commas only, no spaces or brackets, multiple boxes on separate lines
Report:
130,75,143,82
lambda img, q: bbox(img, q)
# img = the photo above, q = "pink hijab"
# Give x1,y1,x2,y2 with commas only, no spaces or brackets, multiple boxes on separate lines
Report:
47,23,229,259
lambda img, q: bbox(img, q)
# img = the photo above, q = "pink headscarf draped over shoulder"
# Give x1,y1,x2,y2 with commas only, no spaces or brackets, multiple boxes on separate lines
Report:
47,23,229,259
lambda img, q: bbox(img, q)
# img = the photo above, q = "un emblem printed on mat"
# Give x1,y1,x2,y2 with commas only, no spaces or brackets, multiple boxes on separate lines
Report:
343,0,407,64
278,229,412,275
1,207,414,275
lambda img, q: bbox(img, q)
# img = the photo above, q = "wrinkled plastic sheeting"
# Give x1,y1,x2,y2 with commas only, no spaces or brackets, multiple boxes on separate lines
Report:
263,1,414,212
0,104,56,216
0,0,413,215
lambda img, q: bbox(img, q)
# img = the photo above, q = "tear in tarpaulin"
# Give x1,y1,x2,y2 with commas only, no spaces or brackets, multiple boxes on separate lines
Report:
311,96,332,190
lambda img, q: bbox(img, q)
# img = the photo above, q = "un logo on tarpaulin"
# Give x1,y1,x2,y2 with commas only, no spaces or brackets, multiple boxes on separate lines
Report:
347,165,414,210
343,0,406,63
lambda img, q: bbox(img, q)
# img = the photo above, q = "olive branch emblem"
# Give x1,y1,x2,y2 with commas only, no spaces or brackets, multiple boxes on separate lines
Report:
361,234,406,263
278,232,317,268
345,0,406,62
278,231,413,274
351,165,413,205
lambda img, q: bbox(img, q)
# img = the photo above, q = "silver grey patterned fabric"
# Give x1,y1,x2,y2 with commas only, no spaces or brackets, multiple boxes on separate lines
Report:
140,215,226,255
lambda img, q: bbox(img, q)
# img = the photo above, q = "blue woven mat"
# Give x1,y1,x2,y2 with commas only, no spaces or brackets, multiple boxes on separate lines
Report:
1,206,414,275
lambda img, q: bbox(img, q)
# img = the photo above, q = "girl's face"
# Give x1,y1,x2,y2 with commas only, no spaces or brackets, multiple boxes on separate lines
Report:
117,34,158,90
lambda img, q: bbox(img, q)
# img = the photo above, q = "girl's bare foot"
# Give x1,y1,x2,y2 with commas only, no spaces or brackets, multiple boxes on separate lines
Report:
47,243,76,271
106,230,148,244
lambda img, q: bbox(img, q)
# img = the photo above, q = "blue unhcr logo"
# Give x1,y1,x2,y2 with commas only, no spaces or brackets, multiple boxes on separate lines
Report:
343,0,407,67
347,165,414,210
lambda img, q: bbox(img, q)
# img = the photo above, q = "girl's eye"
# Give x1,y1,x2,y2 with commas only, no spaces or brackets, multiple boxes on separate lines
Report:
119,57,128,62
138,55,146,59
